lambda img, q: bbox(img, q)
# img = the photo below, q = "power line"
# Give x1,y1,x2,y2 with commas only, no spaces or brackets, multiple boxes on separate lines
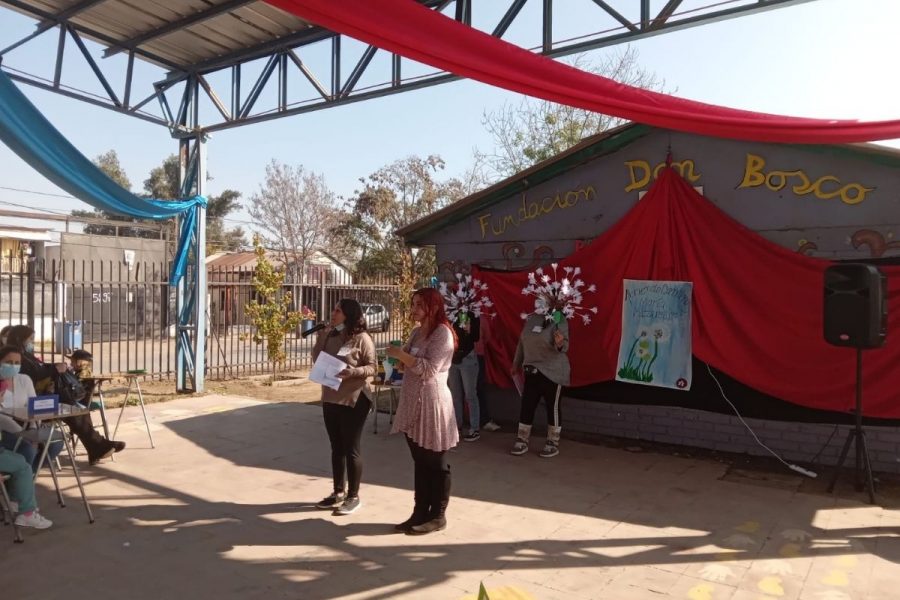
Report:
1,184,259,228
0,185,80,200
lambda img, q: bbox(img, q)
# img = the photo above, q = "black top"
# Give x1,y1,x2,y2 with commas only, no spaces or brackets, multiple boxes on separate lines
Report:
451,316,480,364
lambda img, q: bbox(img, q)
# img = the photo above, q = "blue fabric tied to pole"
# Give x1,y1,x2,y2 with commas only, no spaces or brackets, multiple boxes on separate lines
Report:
0,71,206,284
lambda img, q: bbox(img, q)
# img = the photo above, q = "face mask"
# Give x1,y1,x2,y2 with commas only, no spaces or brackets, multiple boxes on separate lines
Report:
24,341,34,353
0,363,20,380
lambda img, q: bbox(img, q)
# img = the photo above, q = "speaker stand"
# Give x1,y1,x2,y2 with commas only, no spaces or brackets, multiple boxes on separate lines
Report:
827,348,876,504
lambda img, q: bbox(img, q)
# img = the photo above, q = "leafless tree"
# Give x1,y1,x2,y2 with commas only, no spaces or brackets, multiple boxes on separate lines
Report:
476,47,668,179
248,160,338,281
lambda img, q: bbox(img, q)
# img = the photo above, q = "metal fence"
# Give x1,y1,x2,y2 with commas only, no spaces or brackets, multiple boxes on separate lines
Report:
1,257,403,380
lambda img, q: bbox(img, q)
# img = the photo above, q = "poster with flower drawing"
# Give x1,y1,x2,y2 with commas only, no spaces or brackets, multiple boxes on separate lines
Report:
616,279,693,390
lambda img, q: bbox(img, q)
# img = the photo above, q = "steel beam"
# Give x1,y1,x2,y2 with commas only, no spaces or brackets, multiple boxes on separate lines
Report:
175,131,207,394
1,0,820,136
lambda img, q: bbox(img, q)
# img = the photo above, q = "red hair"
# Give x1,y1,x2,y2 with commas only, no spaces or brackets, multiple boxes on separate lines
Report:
413,288,458,350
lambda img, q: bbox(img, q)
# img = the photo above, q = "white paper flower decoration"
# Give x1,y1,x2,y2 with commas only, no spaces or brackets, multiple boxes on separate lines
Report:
439,272,496,324
521,263,598,325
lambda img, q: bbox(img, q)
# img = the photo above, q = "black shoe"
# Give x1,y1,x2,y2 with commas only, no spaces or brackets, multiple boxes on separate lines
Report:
112,441,126,453
408,516,447,535
315,491,345,509
88,443,115,465
394,511,428,533
334,496,361,515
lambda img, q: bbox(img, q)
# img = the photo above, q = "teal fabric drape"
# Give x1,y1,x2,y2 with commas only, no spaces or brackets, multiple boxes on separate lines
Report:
0,71,205,217
0,72,206,283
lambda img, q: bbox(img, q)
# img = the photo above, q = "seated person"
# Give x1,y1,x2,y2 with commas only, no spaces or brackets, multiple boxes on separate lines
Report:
0,325,11,346
4,326,125,465
0,443,53,529
0,351,53,529
69,349,96,402
0,345,63,473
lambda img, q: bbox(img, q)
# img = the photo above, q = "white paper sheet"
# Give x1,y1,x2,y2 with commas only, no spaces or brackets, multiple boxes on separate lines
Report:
309,352,346,391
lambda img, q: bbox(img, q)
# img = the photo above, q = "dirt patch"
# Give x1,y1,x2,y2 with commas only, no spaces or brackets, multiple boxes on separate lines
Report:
97,369,321,407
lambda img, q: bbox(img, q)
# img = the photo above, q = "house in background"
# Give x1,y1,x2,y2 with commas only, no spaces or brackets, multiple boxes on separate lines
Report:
0,225,51,274
206,248,354,331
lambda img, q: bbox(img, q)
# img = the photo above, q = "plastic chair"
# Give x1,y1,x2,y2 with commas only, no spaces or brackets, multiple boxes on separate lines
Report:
0,473,24,543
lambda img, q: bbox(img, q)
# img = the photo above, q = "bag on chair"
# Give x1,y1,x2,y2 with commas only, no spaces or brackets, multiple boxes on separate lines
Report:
54,370,87,405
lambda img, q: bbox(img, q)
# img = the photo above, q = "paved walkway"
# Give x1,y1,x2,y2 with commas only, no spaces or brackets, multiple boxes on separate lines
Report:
3,394,899,599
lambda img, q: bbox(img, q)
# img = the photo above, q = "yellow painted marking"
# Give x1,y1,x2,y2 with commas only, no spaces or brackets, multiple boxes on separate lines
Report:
735,521,761,533
757,576,785,597
778,543,801,558
835,555,858,568
460,586,536,600
687,583,715,600
821,570,849,586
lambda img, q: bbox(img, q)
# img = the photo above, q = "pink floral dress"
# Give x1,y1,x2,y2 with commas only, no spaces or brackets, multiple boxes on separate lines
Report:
391,324,459,451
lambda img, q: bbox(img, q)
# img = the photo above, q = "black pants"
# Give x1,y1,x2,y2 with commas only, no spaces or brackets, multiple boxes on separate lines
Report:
322,395,371,497
476,354,490,425
58,389,108,456
519,367,562,428
405,435,451,520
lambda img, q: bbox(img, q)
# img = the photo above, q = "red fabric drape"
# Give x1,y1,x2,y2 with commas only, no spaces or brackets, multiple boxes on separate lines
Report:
265,0,900,143
473,169,900,418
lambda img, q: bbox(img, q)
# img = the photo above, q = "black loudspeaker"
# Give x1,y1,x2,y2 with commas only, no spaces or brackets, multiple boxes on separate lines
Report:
823,263,888,348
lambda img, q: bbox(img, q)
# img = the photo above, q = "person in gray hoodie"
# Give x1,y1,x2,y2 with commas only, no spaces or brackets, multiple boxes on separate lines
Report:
510,312,569,458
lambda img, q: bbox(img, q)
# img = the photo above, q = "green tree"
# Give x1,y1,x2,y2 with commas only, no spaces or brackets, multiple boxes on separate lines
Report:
143,154,180,199
335,155,466,338
476,48,667,178
244,235,302,379
71,150,165,239
206,189,247,253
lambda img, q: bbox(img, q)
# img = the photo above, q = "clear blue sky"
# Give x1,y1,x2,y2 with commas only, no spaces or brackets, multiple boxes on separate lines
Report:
0,0,898,234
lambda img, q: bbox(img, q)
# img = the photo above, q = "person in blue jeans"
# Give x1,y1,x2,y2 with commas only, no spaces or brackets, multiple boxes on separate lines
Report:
448,313,481,442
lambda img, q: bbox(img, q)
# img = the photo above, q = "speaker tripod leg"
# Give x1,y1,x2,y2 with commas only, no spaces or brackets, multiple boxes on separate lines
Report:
827,429,854,494
859,429,877,504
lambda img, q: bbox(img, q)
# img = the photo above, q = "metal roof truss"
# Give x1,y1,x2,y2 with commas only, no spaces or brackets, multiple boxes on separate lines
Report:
0,0,816,137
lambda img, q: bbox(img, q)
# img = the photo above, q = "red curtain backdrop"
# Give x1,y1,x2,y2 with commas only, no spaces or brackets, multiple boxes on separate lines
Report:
265,0,900,143
473,169,900,419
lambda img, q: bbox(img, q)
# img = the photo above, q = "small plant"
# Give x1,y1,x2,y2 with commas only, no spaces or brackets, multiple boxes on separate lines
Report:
245,235,302,379
298,305,317,321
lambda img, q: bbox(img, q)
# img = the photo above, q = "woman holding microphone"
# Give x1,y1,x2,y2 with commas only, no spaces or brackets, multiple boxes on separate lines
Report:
312,299,376,515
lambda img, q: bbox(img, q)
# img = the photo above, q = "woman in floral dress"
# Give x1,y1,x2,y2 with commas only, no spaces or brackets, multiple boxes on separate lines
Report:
387,288,458,534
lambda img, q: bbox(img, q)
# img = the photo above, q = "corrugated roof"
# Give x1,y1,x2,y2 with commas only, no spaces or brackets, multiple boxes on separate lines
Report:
1,1,440,72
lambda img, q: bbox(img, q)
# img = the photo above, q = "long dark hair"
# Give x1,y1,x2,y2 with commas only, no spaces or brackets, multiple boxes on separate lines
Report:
413,288,458,350
339,298,367,337
6,325,34,352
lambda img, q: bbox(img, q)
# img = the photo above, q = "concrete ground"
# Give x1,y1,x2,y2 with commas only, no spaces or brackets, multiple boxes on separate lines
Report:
3,394,899,600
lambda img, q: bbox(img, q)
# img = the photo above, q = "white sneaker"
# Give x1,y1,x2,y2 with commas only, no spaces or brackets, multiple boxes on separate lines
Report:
7,501,18,514
482,420,501,432
15,510,53,529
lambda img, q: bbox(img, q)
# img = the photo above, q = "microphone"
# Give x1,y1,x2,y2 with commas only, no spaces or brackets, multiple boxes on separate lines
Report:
301,323,328,339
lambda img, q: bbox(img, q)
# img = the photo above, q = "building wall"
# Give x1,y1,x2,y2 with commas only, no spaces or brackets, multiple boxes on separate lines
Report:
427,127,900,474
432,129,900,273
487,391,900,475
45,233,167,281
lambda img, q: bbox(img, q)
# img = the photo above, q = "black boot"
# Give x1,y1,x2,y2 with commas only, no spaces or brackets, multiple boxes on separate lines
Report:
395,464,431,533
408,466,450,535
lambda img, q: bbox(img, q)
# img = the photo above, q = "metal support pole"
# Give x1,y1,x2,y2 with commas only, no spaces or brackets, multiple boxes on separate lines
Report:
26,250,35,332
175,132,207,393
